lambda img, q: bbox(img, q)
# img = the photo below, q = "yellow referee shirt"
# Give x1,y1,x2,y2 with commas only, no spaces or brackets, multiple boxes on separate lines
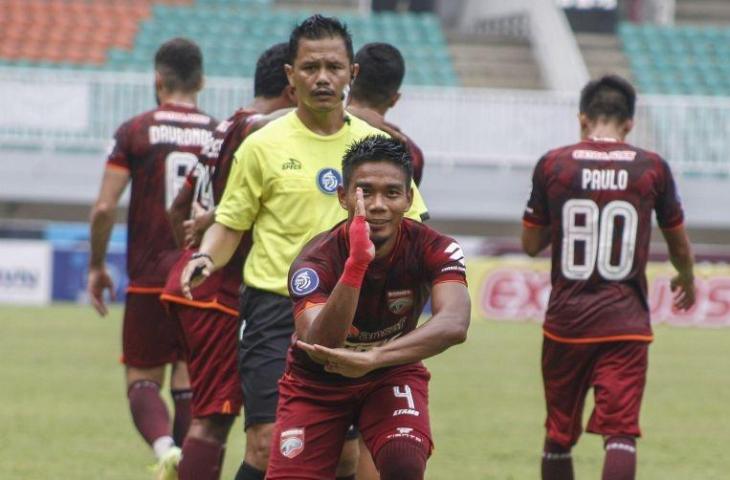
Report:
216,111,429,296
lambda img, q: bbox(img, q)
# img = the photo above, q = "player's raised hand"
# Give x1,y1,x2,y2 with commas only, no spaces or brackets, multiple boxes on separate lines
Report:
87,267,115,316
296,340,377,378
670,273,696,311
180,253,213,300
349,187,375,264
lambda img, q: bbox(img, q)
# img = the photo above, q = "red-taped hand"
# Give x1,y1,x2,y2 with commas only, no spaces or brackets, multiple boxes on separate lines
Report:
341,188,374,288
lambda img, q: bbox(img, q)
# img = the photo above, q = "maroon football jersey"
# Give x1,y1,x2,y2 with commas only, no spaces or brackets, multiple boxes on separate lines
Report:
287,218,467,380
523,138,684,341
161,108,259,310
107,103,218,289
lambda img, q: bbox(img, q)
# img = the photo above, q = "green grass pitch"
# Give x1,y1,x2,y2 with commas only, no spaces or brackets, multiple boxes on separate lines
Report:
1,304,729,479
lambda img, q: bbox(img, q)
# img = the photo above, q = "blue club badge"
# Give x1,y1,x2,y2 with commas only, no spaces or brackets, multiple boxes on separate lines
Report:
316,168,342,195
290,268,320,296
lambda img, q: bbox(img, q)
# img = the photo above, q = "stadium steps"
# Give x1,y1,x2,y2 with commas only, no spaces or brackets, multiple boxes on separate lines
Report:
675,0,730,25
575,32,633,81
446,32,541,89
274,0,359,12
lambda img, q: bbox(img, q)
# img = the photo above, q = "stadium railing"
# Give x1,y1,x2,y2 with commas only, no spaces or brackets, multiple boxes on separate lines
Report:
2,67,729,178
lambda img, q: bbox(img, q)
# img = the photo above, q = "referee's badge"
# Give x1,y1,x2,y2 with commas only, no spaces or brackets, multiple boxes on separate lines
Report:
316,168,342,194
291,268,319,296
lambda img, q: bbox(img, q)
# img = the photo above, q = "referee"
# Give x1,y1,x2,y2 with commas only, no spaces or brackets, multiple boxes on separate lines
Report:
181,15,428,480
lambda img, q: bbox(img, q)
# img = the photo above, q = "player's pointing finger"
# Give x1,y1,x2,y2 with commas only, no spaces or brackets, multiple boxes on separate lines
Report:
355,187,366,217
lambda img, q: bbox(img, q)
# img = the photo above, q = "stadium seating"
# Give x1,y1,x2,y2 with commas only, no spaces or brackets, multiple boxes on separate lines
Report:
619,22,730,96
0,0,458,86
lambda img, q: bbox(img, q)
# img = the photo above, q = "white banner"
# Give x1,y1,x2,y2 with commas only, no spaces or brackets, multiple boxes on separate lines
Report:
0,240,52,305
0,80,89,130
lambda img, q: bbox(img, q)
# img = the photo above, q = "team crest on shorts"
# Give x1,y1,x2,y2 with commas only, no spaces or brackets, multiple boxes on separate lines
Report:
316,168,342,194
280,428,305,459
291,268,319,296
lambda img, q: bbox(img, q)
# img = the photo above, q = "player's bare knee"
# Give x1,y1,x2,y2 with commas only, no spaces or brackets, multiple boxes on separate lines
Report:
246,423,274,466
335,438,360,476
170,361,190,389
189,415,235,445
375,439,428,480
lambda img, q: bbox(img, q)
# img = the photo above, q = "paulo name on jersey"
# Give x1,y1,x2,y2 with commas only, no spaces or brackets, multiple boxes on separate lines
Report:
106,104,218,289
287,218,467,381
523,138,684,342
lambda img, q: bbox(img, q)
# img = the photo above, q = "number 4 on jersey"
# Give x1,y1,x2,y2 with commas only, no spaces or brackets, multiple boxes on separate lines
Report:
561,199,638,281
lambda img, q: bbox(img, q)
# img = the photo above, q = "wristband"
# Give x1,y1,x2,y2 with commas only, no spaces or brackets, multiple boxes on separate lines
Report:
341,257,369,289
191,252,213,263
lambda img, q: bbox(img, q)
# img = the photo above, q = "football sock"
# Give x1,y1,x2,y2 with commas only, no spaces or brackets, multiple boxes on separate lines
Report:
541,438,574,480
127,380,172,450
602,436,637,480
234,461,265,480
178,436,225,480
375,439,428,480
171,388,193,445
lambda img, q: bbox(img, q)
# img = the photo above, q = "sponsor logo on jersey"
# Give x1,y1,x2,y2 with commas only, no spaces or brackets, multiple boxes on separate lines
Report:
572,149,637,161
280,428,305,459
153,110,212,125
386,427,424,443
282,158,302,170
392,409,420,417
316,168,342,194
290,268,319,296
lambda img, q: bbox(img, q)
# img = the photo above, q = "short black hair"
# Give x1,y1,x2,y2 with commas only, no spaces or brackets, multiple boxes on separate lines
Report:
254,42,290,98
342,135,412,189
288,14,353,64
154,37,203,93
351,43,405,107
579,74,636,122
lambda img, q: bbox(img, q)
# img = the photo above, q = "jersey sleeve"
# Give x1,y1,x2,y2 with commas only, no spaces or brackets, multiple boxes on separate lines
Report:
523,155,550,227
654,157,684,229
106,121,132,171
214,139,263,231
288,255,338,318
423,233,467,285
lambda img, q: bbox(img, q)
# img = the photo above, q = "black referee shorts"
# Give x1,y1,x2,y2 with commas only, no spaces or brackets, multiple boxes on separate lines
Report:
237,286,294,430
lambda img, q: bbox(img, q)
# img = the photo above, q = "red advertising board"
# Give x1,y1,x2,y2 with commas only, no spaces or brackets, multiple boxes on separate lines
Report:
468,257,730,328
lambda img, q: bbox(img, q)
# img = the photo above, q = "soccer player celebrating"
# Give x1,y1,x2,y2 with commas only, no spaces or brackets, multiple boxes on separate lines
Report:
160,43,295,480
522,75,696,480
180,15,428,480
347,42,425,186
87,38,217,478
265,135,470,480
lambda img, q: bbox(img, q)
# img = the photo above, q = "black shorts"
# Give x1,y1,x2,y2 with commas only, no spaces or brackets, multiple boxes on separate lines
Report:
238,286,294,430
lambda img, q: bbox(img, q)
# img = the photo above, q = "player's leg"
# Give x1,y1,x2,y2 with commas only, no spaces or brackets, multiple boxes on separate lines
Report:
334,427,362,480
355,434,380,480
170,304,243,480
170,359,192,446
359,364,433,480
122,293,178,461
540,337,598,480
265,371,354,479
587,341,648,480
234,287,294,479
234,287,361,479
